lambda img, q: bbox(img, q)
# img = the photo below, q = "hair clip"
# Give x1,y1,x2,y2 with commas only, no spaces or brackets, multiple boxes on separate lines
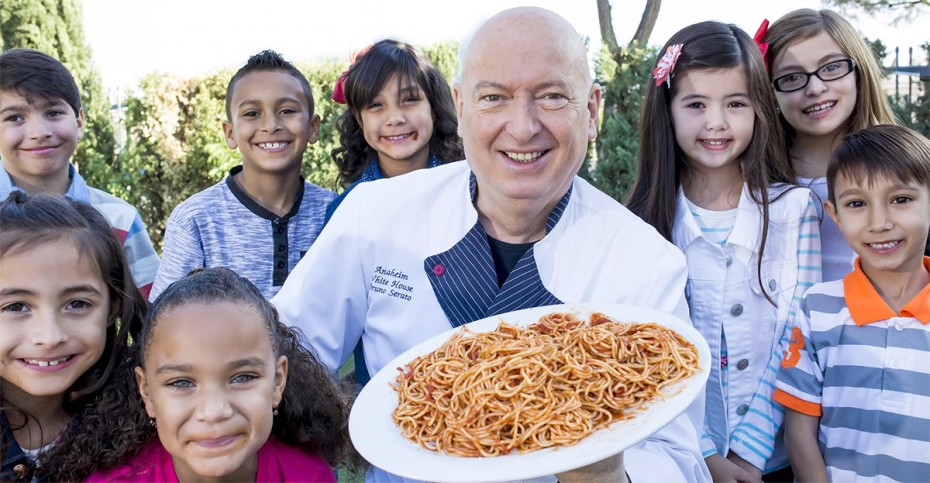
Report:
653,44,683,88
754,19,770,69
331,45,373,104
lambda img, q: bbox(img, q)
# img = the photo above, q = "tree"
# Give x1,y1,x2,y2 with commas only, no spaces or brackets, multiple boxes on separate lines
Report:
586,0,661,201
423,41,461,87
0,0,117,191
596,0,660,66
824,0,929,22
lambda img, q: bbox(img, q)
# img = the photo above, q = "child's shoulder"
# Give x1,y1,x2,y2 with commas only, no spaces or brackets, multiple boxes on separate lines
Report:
800,279,847,318
84,185,149,229
167,178,232,220
259,437,335,482
763,183,816,223
766,183,814,208
299,179,336,208
85,439,172,483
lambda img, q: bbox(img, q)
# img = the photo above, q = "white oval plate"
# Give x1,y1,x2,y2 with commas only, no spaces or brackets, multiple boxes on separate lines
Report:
349,303,710,482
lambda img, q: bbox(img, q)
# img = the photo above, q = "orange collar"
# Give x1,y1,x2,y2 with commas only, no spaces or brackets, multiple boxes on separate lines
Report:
844,257,930,325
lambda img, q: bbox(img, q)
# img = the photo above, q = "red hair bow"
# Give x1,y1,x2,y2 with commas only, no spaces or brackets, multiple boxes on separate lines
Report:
331,45,373,104
754,19,770,69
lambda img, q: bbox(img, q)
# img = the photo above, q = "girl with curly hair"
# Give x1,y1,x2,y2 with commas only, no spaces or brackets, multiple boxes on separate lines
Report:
47,267,361,481
0,193,146,481
327,38,463,222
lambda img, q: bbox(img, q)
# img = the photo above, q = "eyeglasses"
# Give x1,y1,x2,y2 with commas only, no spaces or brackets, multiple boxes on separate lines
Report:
772,58,856,93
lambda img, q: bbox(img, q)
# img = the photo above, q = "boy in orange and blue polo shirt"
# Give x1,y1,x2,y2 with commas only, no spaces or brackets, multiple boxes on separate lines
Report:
774,125,930,483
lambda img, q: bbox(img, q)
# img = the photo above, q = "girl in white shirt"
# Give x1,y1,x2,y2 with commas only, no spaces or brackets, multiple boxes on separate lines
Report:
627,21,821,482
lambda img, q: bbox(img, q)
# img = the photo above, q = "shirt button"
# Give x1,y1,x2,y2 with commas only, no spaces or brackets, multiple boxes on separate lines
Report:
278,244,286,252
737,359,749,370
737,404,749,415
433,263,446,276
731,304,743,316
724,254,733,266
895,323,904,331
769,279,777,291
888,360,897,369
277,261,285,269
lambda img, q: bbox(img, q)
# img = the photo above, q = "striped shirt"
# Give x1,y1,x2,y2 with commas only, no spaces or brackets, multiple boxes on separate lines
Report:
774,258,930,483
685,198,737,247
150,166,334,301
798,176,856,282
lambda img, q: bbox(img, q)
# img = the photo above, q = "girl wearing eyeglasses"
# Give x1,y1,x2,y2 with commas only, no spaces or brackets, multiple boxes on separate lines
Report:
763,9,900,282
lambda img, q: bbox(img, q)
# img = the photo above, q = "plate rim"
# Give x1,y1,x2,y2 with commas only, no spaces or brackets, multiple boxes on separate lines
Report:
349,302,710,482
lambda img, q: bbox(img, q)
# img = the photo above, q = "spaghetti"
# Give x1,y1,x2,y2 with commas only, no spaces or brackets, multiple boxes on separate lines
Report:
391,312,700,457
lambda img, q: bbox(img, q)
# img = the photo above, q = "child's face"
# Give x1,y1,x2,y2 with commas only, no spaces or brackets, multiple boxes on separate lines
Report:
358,74,434,175
0,90,84,187
771,32,858,142
826,173,930,277
136,301,287,482
0,238,109,403
670,67,755,176
222,71,320,176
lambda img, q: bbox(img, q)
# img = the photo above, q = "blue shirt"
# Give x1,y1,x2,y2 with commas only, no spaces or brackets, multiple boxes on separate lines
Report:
324,154,442,224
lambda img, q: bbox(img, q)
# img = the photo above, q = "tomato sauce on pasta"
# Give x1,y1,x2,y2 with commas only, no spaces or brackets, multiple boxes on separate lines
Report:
391,312,700,457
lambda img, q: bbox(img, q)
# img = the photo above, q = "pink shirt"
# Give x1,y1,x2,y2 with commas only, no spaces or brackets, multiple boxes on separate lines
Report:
86,437,336,482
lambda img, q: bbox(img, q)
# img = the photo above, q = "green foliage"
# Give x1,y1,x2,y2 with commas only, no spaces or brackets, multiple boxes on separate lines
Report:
0,0,117,191
112,47,459,251
114,62,347,250
585,42,657,202
303,60,345,190
423,40,461,85
865,37,889,68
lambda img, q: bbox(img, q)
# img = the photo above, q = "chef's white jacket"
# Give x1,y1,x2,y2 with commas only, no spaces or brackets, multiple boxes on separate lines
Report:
273,162,710,482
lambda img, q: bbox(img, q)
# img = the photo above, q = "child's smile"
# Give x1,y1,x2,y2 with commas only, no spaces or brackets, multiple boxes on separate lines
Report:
223,70,319,177
136,300,287,482
827,174,930,277
360,74,434,177
0,239,109,399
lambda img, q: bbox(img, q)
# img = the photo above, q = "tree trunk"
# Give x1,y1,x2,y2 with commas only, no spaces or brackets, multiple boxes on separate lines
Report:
632,0,662,45
597,0,662,65
596,0,621,59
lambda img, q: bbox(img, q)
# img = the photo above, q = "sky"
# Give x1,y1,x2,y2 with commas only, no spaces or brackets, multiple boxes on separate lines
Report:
82,0,930,92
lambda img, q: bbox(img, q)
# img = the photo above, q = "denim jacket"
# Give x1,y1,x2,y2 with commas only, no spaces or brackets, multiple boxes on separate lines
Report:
673,183,822,471
1,413,36,482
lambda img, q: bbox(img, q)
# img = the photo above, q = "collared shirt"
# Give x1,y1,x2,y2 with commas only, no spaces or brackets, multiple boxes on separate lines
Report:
273,161,709,483
673,183,821,471
323,154,444,386
774,257,930,483
324,154,442,223
0,162,160,299
149,166,335,301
